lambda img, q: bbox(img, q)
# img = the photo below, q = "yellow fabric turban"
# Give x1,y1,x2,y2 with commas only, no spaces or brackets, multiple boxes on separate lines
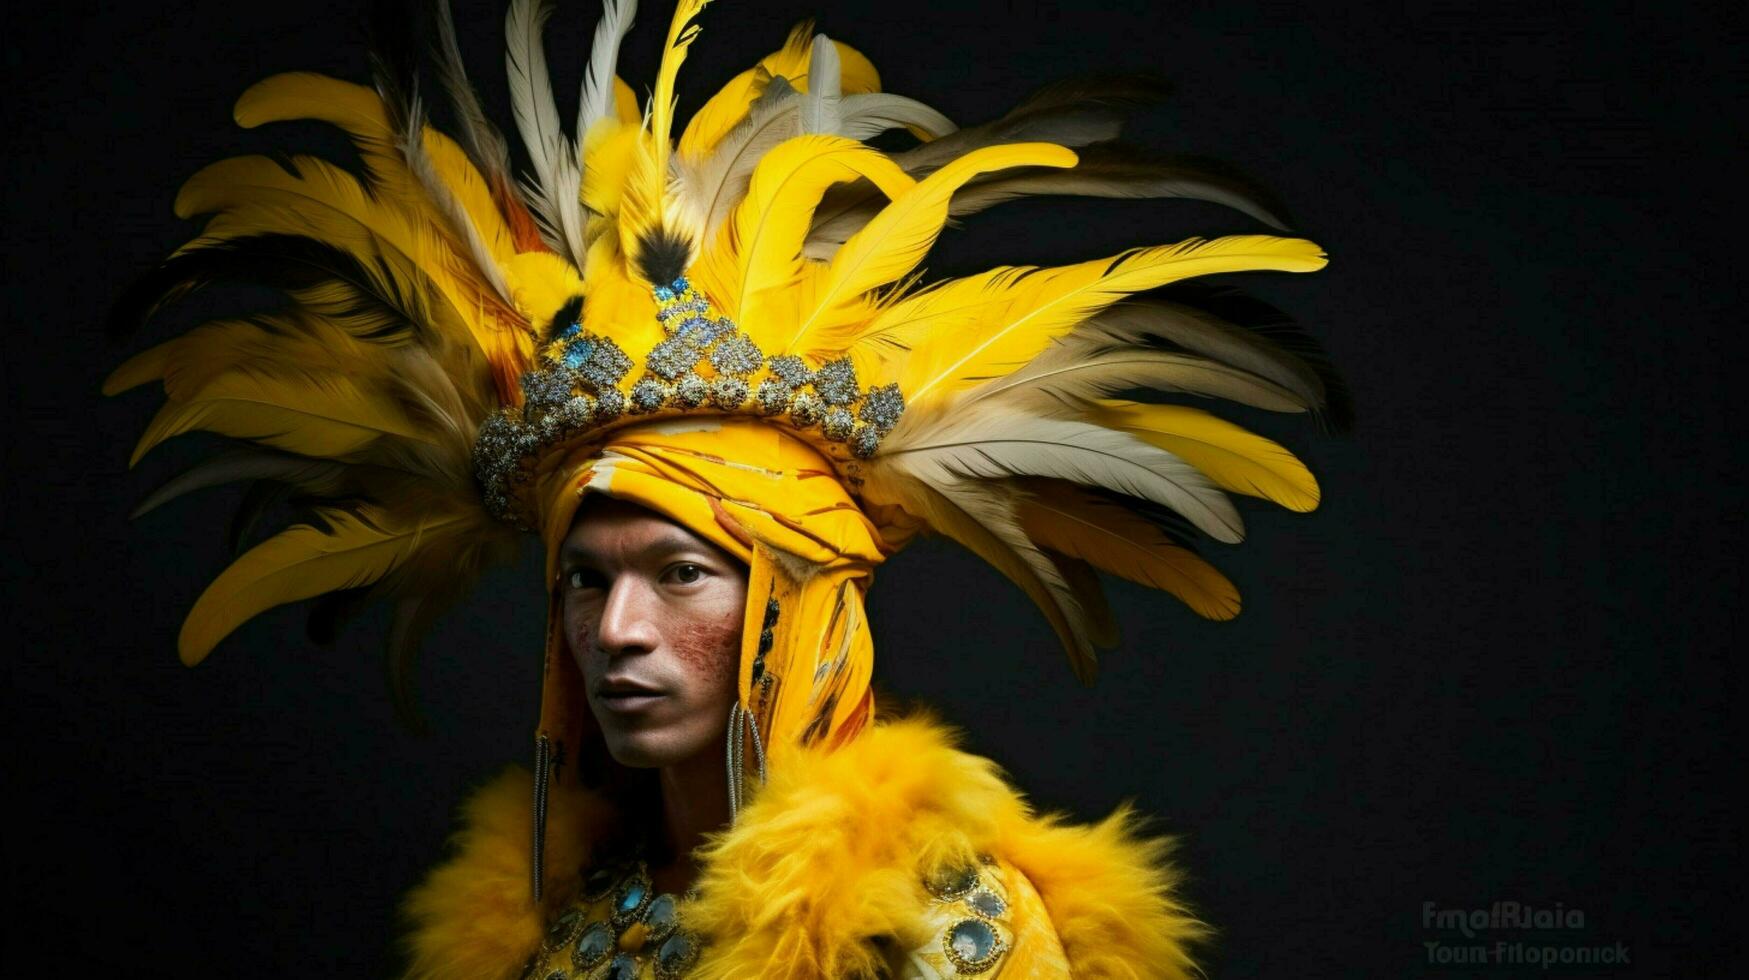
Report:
532,418,904,771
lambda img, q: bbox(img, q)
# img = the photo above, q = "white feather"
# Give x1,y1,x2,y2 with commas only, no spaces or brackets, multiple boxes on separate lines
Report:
800,34,841,135
969,343,1315,415
578,0,637,145
506,0,586,269
878,399,1245,543
674,79,803,242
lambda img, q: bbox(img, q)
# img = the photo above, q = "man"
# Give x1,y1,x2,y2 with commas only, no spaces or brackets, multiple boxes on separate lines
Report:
401,490,1202,977
110,1,1345,975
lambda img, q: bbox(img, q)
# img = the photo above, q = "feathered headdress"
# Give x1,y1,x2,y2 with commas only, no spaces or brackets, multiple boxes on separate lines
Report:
109,0,1347,784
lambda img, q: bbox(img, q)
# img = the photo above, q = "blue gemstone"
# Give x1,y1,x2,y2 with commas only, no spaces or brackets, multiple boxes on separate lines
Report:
658,932,696,968
605,953,637,980
968,889,1006,918
617,880,647,913
557,320,583,339
574,922,612,965
654,285,674,301
646,893,677,932
948,919,996,962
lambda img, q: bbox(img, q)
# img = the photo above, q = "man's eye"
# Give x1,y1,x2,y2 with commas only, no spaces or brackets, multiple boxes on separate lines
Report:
566,570,603,590
672,563,704,585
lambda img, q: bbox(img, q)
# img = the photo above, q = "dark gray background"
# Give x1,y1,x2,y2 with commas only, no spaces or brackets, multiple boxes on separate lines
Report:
4,0,1739,975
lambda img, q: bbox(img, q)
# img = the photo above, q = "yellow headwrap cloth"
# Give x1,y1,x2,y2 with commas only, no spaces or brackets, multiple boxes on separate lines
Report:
533,418,902,787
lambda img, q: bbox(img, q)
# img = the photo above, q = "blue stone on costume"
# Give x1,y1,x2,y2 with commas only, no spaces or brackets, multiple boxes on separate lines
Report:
573,921,613,968
562,344,591,370
645,893,678,940
948,918,997,964
617,880,648,913
604,953,638,980
656,931,700,975
556,319,583,339
546,908,582,945
968,889,1007,918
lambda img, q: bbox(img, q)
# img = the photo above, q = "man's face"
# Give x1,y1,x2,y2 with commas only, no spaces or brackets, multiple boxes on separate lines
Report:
559,495,747,769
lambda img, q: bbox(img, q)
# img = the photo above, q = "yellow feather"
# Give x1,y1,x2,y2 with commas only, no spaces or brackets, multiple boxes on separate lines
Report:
503,251,585,331
129,364,434,467
881,235,1328,407
581,251,664,357
1014,479,1241,621
706,134,912,335
677,22,882,161
790,143,1078,355
175,154,530,374
612,76,639,125
581,122,641,218
650,0,713,182
178,505,474,665
1093,399,1321,512
233,72,517,271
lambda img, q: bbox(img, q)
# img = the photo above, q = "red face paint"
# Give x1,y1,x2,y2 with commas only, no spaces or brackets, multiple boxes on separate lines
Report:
668,614,741,680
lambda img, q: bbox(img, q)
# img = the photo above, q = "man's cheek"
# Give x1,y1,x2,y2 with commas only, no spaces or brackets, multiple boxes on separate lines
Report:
669,616,740,677
561,601,597,665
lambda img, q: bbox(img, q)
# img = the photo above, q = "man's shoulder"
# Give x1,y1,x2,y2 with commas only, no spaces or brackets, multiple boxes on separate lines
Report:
400,716,1205,978
688,714,1207,977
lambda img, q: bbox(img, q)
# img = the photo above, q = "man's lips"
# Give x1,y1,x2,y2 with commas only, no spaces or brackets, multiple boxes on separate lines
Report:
594,677,668,712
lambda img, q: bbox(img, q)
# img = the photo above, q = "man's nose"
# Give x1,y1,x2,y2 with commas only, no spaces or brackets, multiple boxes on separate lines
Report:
595,577,661,655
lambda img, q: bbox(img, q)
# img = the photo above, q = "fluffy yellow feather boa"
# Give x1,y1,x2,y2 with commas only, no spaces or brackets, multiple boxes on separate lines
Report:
401,715,1205,978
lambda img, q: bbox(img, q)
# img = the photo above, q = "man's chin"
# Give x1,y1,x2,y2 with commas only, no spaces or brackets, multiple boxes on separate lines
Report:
601,729,693,769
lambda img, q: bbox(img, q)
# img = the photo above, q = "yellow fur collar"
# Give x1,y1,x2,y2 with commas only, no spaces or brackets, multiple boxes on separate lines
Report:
401,716,1204,979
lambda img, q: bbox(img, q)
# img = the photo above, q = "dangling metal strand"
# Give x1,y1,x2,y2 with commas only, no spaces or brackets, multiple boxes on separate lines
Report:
531,733,552,902
725,703,768,821
746,707,767,785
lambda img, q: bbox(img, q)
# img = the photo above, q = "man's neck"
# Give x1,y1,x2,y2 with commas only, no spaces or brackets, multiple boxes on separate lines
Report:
650,739,731,895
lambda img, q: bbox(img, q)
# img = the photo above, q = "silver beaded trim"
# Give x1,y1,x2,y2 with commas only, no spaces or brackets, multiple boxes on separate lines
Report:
472,275,906,528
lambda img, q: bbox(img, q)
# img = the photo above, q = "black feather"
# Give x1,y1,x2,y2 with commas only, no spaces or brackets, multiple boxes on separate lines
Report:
635,228,694,288
546,294,585,343
108,234,424,343
226,480,293,555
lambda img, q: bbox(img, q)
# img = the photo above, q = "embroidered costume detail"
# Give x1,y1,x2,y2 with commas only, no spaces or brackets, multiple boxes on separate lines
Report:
402,717,1204,979
478,274,907,529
